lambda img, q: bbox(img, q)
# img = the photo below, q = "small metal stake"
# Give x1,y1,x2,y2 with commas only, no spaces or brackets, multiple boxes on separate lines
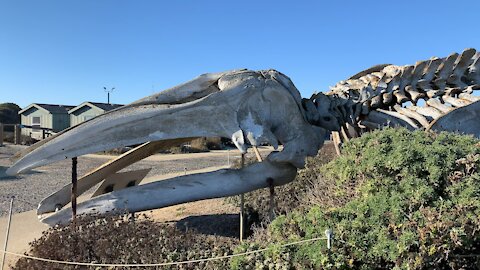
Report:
239,153,245,242
71,157,78,220
1,197,14,270
325,229,333,250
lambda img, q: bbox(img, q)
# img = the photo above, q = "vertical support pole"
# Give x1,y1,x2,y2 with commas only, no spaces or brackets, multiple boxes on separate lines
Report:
267,178,275,221
1,197,14,270
0,123,3,147
14,124,21,145
253,146,276,220
239,153,245,242
71,157,78,220
42,129,46,140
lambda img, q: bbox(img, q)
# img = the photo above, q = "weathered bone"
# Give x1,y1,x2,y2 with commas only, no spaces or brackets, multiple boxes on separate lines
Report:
393,105,429,128
426,99,453,114
428,100,480,137
442,95,470,108
447,48,476,87
37,140,191,215
409,105,443,120
40,160,297,226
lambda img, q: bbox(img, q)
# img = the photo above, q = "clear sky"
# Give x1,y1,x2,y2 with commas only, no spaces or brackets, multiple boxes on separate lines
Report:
1,1,479,108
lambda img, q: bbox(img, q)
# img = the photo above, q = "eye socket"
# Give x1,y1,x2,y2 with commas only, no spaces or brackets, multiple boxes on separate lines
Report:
323,116,332,122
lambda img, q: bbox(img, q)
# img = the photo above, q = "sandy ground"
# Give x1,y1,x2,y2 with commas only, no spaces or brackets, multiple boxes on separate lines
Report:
0,143,273,268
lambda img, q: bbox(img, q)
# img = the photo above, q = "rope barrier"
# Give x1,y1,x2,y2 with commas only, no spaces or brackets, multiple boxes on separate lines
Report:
0,236,328,267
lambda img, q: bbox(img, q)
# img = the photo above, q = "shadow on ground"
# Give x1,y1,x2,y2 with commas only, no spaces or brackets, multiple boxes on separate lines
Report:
176,214,241,238
0,166,42,180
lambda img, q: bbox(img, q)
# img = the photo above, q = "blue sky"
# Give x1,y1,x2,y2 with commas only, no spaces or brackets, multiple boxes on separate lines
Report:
1,1,479,108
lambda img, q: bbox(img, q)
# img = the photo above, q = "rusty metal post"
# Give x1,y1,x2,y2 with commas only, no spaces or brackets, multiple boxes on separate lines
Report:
14,124,21,145
239,153,245,242
71,157,78,220
0,123,3,147
267,178,275,221
1,197,14,270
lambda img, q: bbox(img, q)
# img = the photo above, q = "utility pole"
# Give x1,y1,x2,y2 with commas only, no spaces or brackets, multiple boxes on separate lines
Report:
104,87,115,104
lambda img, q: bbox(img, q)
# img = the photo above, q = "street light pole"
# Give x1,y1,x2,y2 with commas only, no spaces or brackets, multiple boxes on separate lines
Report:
104,87,115,104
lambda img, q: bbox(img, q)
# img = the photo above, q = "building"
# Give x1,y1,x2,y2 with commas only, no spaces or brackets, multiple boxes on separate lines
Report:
19,103,74,139
69,102,123,127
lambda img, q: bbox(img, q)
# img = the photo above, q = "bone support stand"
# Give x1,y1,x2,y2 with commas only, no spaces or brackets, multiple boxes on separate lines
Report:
239,153,245,242
267,178,275,221
71,157,78,220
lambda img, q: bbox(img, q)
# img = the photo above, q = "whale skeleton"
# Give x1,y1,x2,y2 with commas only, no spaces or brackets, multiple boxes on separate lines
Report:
6,48,480,226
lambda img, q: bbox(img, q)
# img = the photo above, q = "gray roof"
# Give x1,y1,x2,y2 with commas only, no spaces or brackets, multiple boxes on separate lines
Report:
88,102,123,111
36,104,75,114
19,103,75,114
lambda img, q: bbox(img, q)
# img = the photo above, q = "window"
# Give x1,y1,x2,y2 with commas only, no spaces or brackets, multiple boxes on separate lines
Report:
32,116,41,131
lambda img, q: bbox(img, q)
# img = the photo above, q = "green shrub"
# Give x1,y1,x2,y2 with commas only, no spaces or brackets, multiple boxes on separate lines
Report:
234,128,480,269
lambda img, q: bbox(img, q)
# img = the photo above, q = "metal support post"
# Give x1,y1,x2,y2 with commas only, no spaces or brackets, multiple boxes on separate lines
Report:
71,157,78,220
239,153,245,242
267,178,275,221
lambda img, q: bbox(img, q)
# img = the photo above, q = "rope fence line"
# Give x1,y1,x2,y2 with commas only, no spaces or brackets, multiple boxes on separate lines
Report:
0,236,330,267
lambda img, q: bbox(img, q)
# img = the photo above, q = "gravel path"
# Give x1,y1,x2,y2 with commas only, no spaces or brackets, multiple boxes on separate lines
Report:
0,144,239,216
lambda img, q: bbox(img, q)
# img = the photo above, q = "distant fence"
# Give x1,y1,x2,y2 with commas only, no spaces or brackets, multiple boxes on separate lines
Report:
0,124,20,145
0,124,55,146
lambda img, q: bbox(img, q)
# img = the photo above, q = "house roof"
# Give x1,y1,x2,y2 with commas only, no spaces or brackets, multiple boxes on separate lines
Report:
68,102,123,114
19,103,75,115
88,102,123,111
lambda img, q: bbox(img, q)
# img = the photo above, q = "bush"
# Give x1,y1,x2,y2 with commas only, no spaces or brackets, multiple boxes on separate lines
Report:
13,214,237,270
234,128,480,269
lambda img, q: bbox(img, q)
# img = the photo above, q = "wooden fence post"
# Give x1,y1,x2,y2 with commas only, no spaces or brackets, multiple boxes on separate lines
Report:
0,123,3,147
14,124,21,145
